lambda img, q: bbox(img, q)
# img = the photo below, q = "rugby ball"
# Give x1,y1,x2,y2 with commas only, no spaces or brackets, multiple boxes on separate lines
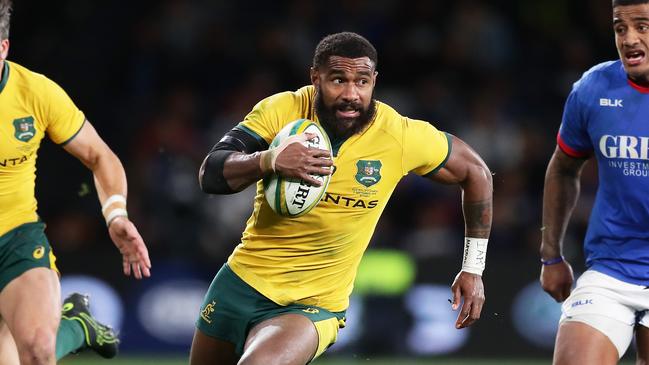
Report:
263,119,333,217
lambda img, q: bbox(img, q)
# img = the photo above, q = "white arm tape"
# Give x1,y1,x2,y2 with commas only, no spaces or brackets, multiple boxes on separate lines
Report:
461,237,488,276
101,194,127,214
105,208,128,227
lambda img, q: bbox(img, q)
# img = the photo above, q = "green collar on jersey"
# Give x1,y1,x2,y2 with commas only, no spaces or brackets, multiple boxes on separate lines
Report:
319,122,346,157
0,61,8,94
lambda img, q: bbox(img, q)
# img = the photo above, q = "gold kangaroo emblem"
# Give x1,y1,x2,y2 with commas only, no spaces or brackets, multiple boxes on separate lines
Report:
200,300,217,324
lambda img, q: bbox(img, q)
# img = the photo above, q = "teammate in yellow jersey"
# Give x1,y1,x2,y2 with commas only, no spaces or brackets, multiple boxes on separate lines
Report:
0,1,151,365
193,32,492,365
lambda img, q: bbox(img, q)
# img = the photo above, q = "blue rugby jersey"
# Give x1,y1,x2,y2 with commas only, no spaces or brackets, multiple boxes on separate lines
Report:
558,60,649,286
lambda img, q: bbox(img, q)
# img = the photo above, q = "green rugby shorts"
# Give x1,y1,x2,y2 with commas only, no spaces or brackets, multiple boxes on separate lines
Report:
196,263,346,359
0,221,58,291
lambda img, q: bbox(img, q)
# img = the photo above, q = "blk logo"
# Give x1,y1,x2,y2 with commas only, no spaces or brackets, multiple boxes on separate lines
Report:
570,299,593,308
599,98,623,107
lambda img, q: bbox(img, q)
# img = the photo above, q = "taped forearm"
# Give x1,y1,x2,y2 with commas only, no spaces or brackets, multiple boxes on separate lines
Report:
460,167,492,276
460,198,492,276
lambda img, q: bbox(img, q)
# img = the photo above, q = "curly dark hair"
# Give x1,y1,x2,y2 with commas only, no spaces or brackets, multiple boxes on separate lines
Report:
0,0,11,40
312,32,377,70
613,0,649,7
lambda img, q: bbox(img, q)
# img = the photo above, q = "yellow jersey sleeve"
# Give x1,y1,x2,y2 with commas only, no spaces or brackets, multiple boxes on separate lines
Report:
237,88,312,143
402,119,451,176
38,76,85,145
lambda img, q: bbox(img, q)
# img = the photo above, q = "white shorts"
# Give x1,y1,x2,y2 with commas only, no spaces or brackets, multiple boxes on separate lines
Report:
560,270,649,358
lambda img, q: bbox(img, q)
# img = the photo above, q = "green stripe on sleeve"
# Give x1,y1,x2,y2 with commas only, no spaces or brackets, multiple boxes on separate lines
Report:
234,124,269,146
424,132,453,177
59,119,87,146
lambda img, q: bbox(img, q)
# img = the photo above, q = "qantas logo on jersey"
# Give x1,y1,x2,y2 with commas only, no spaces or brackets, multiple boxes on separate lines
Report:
322,192,378,209
0,151,35,167
600,135,649,177
599,98,623,108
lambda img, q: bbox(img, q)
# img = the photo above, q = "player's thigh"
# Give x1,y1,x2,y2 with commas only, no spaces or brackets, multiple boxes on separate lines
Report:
558,271,640,359
636,323,649,365
240,313,318,365
0,319,19,365
0,267,61,347
189,328,238,365
0,222,61,346
554,320,619,365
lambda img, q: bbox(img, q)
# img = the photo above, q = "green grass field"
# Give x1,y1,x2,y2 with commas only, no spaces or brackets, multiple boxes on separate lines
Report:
58,355,637,365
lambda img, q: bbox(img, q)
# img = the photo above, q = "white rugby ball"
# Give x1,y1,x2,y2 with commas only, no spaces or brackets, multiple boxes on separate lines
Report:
263,119,332,217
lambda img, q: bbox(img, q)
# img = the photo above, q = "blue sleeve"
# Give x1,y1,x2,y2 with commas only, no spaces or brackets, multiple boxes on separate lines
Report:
557,81,593,157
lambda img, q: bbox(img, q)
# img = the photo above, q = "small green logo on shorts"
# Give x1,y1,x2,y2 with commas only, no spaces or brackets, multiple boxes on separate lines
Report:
200,300,216,324
33,246,45,259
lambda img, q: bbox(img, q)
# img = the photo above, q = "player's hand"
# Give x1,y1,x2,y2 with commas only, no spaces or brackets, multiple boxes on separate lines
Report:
108,216,152,279
263,133,333,186
540,260,573,302
450,271,485,329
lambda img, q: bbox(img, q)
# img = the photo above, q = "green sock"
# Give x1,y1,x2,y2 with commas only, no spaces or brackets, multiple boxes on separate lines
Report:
55,318,86,360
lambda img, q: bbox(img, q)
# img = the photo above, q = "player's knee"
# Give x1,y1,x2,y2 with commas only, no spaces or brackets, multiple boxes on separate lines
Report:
16,327,56,365
239,350,306,365
238,351,272,365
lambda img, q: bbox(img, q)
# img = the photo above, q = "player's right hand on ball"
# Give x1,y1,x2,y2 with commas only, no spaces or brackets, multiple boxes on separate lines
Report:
261,133,333,186
540,260,574,302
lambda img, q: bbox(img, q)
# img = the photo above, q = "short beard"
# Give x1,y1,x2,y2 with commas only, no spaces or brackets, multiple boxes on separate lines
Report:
315,88,376,141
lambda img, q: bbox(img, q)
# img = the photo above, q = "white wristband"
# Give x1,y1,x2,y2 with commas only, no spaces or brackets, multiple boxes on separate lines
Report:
101,194,127,214
461,237,488,276
105,208,128,227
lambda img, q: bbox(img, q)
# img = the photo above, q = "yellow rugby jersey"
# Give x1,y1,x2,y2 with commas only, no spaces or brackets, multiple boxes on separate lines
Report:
0,61,85,235
228,85,450,312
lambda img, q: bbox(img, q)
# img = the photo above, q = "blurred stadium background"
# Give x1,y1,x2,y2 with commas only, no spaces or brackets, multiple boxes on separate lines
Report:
8,0,638,363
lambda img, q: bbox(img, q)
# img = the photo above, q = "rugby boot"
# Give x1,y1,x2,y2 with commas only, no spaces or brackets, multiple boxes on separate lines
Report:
61,293,120,359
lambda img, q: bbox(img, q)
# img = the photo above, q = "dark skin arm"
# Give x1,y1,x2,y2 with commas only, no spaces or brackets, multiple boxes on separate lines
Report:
428,135,493,329
540,147,589,302
198,133,333,192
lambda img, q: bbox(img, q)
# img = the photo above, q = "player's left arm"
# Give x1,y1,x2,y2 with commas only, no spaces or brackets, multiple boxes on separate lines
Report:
427,134,493,329
62,120,151,279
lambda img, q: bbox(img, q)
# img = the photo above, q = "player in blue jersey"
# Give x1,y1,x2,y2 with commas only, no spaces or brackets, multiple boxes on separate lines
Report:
540,0,649,364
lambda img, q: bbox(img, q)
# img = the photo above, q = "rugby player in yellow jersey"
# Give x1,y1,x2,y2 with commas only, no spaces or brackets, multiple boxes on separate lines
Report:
193,32,492,365
0,1,151,365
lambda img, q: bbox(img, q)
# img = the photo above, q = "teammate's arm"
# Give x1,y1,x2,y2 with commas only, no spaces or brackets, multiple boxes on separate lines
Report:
427,135,492,329
540,146,589,302
199,128,332,194
62,121,151,279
